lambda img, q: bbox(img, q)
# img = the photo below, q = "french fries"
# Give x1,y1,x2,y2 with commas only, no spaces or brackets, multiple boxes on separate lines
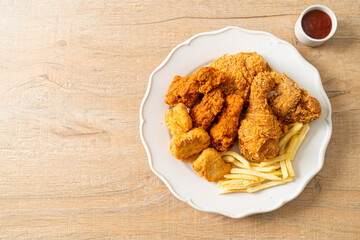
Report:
218,123,309,194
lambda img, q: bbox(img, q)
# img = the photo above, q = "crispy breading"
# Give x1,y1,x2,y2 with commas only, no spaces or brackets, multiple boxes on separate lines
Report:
195,67,228,94
164,103,192,135
169,128,210,160
189,88,224,130
165,75,200,108
164,67,227,108
210,52,269,99
193,148,231,182
269,73,321,124
209,94,244,152
238,72,284,162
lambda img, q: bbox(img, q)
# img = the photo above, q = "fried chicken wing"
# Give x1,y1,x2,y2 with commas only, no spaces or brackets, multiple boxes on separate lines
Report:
193,148,231,182
189,88,224,130
165,67,227,108
164,103,192,135
165,75,200,108
269,73,321,124
195,67,228,94
209,94,244,152
210,52,269,99
238,72,284,162
169,128,210,161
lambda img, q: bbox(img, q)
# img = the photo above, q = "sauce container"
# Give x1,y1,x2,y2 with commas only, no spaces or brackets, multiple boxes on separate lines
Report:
295,5,337,47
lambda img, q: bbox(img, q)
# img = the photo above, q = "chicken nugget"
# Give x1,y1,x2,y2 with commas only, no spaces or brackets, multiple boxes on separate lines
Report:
169,128,210,160
165,103,192,135
193,148,231,182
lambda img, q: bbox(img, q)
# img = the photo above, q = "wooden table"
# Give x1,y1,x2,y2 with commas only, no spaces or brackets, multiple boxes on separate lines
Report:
1,1,359,239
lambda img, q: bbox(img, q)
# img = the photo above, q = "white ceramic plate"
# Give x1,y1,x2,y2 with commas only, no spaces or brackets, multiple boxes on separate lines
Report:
139,26,332,218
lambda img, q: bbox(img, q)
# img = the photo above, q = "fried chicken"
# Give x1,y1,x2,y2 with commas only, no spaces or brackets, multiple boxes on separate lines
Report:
209,94,244,152
165,67,227,108
169,128,210,161
210,52,269,99
238,72,284,162
193,148,231,182
189,88,224,130
164,103,192,135
269,73,321,124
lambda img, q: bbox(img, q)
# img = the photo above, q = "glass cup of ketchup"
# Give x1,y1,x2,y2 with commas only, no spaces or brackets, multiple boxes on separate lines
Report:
295,5,337,47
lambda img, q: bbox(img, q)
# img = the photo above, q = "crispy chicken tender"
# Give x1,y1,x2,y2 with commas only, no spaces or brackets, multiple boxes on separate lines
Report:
269,73,321,124
169,128,210,161
238,72,284,162
209,94,244,152
210,52,269,99
165,67,227,108
190,88,224,130
193,148,231,182
164,103,192,135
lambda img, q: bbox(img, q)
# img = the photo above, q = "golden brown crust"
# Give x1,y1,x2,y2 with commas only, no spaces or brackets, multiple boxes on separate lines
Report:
189,88,224,130
169,128,210,160
210,52,268,99
164,103,192,135
165,75,200,108
209,94,244,152
193,148,231,182
164,67,227,108
238,72,284,162
269,73,321,124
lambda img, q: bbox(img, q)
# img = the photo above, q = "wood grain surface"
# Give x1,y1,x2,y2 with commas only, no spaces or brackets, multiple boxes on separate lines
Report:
0,0,359,239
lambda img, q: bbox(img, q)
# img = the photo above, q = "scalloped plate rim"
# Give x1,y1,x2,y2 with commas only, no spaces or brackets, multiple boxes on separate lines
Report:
139,26,332,218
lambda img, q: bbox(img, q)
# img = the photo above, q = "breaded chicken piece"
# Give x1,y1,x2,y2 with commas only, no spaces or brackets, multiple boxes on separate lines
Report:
195,67,228,94
209,94,244,152
284,89,321,124
165,103,192,135
210,52,269,99
169,128,210,160
165,67,227,108
189,88,224,130
165,75,200,108
269,73,321,124
210,53,249,97
193,148,231,182
238,72,284,162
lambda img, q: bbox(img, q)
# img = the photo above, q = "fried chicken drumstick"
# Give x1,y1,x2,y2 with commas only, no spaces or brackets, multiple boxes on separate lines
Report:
238,72,284,162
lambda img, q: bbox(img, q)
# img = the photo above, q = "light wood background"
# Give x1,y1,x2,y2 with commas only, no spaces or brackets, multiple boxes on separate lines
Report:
0,1,359,239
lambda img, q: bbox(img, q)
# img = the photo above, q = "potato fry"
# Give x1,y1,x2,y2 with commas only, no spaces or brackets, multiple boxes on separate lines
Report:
251,164,281,173
259,153,290,167
279,123,303,147
279,145,285,155
286,135,300,161
230,168,281,180
280,160,288,179
286,159,295,177
221,151,251,169
246,178,293,193
222,156,248,169
224,174,260,181
217,123,310,194
219,179,260,190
